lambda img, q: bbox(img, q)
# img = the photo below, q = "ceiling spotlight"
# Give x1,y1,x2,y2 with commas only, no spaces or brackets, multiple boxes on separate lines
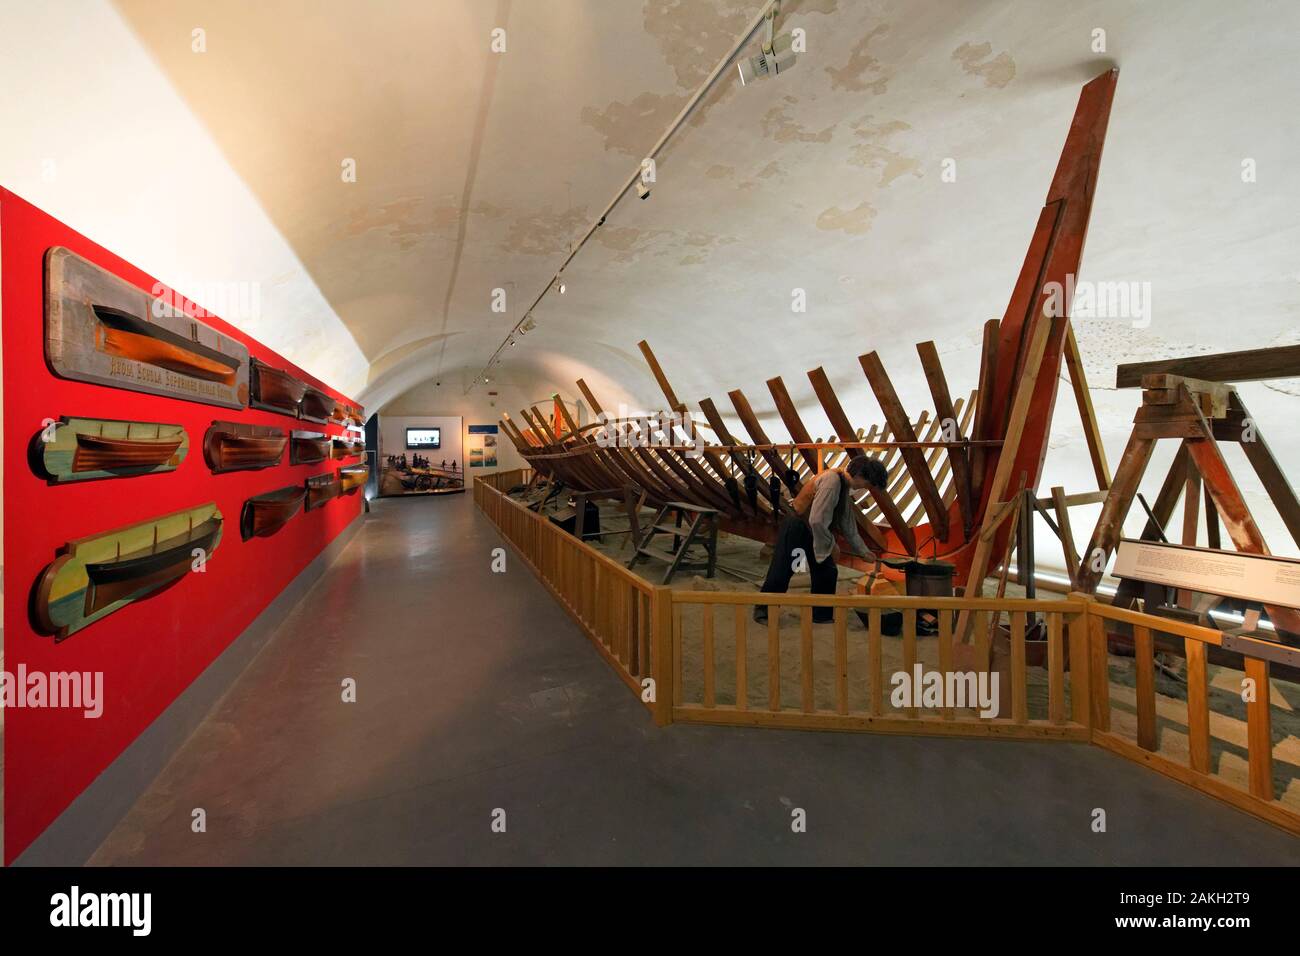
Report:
521,316,537,333
556,278,566,294
635,180,651,200
738,4,798,86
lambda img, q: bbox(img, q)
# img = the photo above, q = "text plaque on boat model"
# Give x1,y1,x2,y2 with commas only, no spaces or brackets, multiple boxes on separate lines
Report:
1113,539,1300,609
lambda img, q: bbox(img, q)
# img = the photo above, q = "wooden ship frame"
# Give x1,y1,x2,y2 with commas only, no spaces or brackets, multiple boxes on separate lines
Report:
499,70,1120,634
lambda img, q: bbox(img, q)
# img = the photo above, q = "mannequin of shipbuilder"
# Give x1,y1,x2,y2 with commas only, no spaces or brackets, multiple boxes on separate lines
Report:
755,455,886,624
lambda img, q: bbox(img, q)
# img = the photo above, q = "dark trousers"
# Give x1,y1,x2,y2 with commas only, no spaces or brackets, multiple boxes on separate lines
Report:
761,516,838,623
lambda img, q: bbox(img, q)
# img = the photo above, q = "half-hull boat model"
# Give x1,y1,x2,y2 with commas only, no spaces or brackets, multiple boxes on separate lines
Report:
502,71,1119,617
44,247,250,409
33,503,223,640
250,357,309,415
331,436,364,459
299,388,336,424
35,417,189,483
305,472,342,510
240,485,307,540
291,431,330,465
203,421,288,473
339,464,368,495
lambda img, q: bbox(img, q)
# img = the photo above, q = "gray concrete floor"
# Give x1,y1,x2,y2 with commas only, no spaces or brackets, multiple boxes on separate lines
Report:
89,494,1300,866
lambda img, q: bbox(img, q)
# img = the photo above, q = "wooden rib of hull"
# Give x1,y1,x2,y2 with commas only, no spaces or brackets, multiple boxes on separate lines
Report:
507,72,1118,592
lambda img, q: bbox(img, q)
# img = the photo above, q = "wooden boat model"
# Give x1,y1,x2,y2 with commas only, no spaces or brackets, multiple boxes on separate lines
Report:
300,388,335,423
83,515,222,614
33,503,224,640
250,357,308,415
204,421,288,473
502,71,1119,613
45,247,249,409
291,431,330,465
331,436,364,459
93,305,241,384
305,473,342,510
35,417,190,483
339,464,368,495
240,485,306,540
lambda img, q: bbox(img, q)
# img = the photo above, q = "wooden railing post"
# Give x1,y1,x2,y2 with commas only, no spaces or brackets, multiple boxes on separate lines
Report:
1065,603,1092,728
651,587,675,726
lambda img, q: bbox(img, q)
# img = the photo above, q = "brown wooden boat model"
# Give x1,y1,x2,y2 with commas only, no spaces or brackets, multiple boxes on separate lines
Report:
331,436,364,459
339,464,368,495
305,472,342,510
299,388,336,423
250,357,308,415
291,430,330,465
503,70,1120,628
34,417,189,483
204,421,288,473
240,485,307,540
45,247,249,409
33,503,223,640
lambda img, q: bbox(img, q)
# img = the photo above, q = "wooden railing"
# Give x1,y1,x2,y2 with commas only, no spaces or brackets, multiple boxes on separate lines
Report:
1082,598,1298,835
474,473,659,713
474,476,1300,835
668,594,1089,740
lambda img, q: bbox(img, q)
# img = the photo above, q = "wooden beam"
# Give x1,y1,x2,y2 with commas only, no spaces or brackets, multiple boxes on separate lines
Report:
916,341,975,536
1051,486,1081,588
1230,392,1300,549
637,340,685,413
766,376,820,472
575,378,605,418
971,318,999,504
807,366,863,454
859,351,949,540
1116,343,1300,388
1064,323,1111,489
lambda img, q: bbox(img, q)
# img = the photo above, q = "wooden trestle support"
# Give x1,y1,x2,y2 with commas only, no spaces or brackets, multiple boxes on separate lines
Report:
501,70,1120,645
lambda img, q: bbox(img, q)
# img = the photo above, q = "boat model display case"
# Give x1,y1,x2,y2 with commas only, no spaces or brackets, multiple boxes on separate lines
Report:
45,247,249,409
203,421,288,474
33,417,188,483
240,485,307,540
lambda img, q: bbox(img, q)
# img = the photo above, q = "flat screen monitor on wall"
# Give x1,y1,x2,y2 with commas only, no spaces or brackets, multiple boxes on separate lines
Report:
406,427,441,449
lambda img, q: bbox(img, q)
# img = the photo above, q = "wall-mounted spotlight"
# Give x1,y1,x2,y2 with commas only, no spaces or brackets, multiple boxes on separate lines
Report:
738,2,798,86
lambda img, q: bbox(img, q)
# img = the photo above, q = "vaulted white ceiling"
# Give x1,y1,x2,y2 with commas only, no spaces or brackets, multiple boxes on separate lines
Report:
68,0,1300,553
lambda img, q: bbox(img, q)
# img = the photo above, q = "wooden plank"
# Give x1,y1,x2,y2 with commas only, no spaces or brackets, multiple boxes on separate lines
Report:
637,340,685,412
917,341,975,535
971,318,1000,504
1134,624,1157,751
651,587,674,726
1011,611,1027,723
1064,323,1111,488
1048,612,1065,724
702,605,716,708
938,606,954,720
834,608,849,715
869,607,883,716
1116,343,1300,388
1244,656,1274,800
801,606,815,713
1074,432,1159,595
1051,486,1082,587
734,605,748,712
768,607,781,712
956,315,1054,639
902,610,918,718
859,351,949,539
768,376,821,472
1185,638,1210,774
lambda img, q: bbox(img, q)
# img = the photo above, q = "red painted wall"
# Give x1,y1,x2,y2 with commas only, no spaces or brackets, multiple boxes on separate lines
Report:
2,189,364,863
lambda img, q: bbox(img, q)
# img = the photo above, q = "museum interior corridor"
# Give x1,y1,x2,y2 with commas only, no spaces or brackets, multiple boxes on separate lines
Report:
68,495,1300,866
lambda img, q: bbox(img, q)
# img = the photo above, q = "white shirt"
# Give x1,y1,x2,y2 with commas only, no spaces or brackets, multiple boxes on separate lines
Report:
807,470,870,564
